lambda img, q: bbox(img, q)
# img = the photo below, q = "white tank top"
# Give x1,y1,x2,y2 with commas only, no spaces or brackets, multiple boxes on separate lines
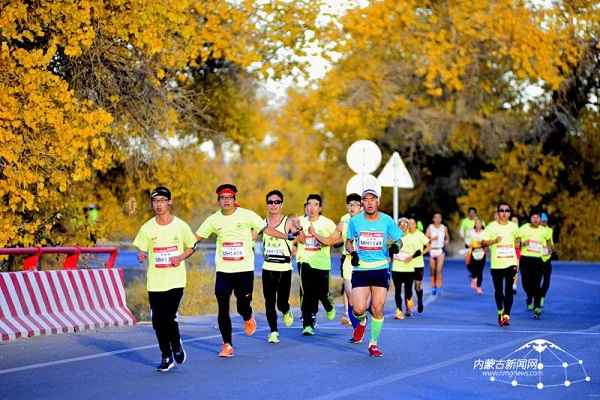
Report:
428,224,446,249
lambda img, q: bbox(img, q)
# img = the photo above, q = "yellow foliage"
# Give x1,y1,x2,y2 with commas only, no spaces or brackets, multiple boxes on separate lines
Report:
458,143,564,223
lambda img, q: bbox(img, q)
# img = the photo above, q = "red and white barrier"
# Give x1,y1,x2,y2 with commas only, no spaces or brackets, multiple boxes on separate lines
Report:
0,269,136,341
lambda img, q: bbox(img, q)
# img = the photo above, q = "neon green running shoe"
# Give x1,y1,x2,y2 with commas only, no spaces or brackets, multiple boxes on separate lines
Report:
326,307,336,321
527,304,534,311
267,332,280,343
534,308,541,319
302,326,314,336
283,310,294,327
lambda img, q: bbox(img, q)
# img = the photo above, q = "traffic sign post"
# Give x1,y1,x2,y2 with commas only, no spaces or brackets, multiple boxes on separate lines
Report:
377,152,414,222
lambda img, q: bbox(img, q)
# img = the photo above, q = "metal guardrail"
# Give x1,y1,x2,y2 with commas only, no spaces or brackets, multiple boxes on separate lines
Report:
0,247,118,271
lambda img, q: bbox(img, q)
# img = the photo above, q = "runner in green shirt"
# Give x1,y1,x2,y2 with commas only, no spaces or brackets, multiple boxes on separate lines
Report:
481,202,520,327
518,209,553,319
540,213,555,307
300,194,337,335
133,186,197,372
194,184,300,357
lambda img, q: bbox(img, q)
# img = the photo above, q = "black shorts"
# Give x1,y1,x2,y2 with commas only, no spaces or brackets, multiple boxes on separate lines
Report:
413,267,424,281
351,268,391,289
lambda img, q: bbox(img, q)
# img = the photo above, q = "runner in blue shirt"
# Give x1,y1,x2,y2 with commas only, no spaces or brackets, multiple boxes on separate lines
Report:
345,189,404,357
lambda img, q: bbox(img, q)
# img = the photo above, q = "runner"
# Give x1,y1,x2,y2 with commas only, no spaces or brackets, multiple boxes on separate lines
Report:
510,214,521,295
518,209,553,319
298,194,337,335
308,193,363,329
481,203,520,327
194,184,300,357
540,213,555,308
261,190,303,343
391,217,416,319
345,189,404,357
425,212,450,295
133,186,197,372
406,215,431,313
465,218,486,295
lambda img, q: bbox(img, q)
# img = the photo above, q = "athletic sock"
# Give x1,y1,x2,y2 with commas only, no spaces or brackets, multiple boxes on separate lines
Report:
353,311,367,325
348,305,359,328
370,317,384,343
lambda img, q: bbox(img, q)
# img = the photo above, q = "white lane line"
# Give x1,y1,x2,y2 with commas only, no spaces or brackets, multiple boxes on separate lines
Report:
0,332,224,375
552,274,600,286
312,323,600,400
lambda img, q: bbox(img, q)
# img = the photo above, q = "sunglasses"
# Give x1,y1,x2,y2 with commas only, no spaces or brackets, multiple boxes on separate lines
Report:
267,200,282,205
498,208,511,212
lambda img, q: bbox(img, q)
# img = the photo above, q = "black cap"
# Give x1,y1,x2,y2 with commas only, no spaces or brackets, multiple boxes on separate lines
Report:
151,186,171,200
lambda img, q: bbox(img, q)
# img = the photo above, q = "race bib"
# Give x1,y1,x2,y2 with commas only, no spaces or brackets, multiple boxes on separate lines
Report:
394,250,410,262
305,236,322,252
472,248,485,261
153,245,179,268
358,231,384,251
222,241,244,261
527,240,542,253
264,245,288,263
496,244,515,258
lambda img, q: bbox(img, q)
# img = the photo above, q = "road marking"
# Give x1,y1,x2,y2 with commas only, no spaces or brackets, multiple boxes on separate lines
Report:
0,332,223,375
312,323,600,399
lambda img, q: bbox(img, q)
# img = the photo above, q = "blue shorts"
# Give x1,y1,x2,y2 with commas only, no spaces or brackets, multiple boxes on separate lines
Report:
351,268,391,289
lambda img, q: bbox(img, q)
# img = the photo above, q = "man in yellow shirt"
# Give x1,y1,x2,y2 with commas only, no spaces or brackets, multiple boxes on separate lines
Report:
195,184,300,357
133,186,197,372
481,202,520,327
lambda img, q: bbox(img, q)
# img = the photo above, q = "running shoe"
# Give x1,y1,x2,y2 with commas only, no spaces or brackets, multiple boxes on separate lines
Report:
476,287,483,295
219,343,234,357
340,314,352,327
302,326,314,336
540,297,545,308
326,307,336,321
497,310,504,326
501,314,511,326
368,344,383,357
353,316,368,343
417,299,424,313
245,314,256,336
394,309,404,320
527,304,534,311
432,287,437,296
348,337,361,344
267,332,280,343
283,310,294,327
437,286,443,296
156,356,174,372
512,285,517,295
405,308,412,318
173,339,186,364
406,298,414,312
533,308,541,319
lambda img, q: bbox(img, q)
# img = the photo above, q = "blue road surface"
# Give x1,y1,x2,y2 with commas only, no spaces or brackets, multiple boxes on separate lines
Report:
0,259,598,399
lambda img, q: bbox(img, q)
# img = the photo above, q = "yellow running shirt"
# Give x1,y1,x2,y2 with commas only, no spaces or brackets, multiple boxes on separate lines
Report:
196,207,266,273
133,216,196,292
519,223,551,258
542,226,554,262
262,216,294,272
482,220,519,269
391,230,429,272
297,215,337,270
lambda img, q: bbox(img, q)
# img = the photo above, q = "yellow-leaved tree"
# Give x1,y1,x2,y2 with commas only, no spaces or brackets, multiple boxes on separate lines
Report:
0,0,332,255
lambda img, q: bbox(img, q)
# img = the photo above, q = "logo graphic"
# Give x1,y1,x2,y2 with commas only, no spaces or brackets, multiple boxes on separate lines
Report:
474,339,591,389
